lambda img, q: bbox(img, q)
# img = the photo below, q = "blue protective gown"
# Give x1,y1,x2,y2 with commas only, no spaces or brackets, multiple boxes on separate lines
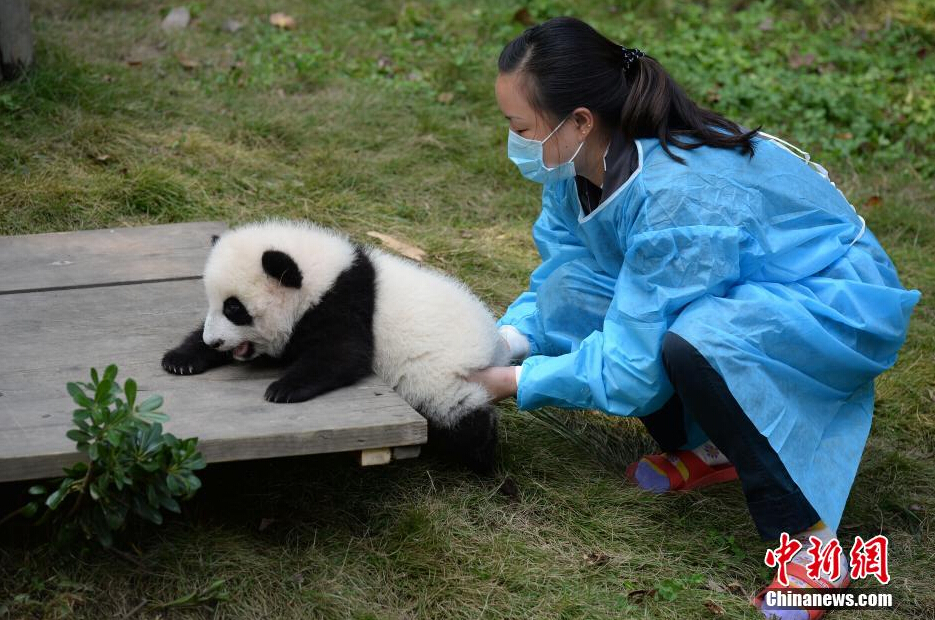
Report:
498,136,920,532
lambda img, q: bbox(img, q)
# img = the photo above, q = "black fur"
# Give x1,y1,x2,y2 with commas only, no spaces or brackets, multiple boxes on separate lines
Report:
263,247,375,402
222,296,252,326
424,406,498,476
161,323,233,375
262,250,303,289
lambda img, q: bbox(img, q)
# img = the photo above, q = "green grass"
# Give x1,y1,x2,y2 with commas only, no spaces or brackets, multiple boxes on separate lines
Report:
1,0,933,618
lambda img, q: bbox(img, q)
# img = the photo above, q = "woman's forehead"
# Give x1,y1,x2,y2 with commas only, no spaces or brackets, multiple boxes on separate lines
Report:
496,73,536,122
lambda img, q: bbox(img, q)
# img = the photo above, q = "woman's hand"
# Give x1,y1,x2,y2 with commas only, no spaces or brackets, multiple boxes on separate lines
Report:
468,366,518,403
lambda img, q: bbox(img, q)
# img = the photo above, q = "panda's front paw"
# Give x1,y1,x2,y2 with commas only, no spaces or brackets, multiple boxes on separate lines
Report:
162,347,213,375
264,379,320,403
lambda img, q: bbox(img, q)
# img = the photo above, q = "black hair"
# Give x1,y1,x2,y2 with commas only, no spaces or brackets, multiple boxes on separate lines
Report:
498,16,759,164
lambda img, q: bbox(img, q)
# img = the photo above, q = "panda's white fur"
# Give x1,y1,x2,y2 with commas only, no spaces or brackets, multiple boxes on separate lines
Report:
202,219,510,429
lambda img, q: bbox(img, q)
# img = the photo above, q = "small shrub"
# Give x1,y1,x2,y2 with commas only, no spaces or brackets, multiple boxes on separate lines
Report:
3,365,205,547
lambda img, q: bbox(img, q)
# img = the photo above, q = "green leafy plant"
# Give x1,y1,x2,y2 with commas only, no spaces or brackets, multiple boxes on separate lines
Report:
2,365,205,547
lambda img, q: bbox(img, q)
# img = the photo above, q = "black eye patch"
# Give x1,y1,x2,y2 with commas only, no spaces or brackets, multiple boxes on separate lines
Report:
223,296,253,326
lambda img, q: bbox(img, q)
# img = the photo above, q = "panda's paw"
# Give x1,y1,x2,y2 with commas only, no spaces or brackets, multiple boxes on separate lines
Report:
264,379,319,404
161,348,212,376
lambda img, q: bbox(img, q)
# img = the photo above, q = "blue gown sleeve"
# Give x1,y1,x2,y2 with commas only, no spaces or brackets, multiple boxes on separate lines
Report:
497,182,590,356
515,222,751,416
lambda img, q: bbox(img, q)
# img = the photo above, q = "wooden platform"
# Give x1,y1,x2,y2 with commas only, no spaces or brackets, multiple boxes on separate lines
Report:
0,222,427,483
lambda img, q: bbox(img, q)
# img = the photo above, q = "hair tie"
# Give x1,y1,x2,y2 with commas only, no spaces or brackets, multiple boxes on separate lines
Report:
621,47,644,73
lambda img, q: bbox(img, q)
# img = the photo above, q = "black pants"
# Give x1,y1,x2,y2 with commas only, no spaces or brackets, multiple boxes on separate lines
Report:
641,332,820,540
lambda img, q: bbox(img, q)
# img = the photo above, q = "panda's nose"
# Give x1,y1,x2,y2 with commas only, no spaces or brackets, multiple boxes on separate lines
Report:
209,339,224,349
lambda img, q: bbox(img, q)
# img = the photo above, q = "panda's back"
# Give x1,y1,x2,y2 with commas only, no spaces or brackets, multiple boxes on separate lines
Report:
367,248,506,383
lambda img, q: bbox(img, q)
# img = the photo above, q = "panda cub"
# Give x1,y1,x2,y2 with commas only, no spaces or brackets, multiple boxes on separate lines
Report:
162,220,510,474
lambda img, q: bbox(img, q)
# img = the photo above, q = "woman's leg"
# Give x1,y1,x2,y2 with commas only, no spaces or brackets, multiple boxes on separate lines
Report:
660,331,820,538
652,332,847,619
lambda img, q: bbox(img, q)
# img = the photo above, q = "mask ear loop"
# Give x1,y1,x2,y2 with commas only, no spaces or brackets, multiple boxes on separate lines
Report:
541,115,586,172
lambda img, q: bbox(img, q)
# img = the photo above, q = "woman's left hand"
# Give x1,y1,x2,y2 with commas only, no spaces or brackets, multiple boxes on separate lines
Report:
468,366,518,402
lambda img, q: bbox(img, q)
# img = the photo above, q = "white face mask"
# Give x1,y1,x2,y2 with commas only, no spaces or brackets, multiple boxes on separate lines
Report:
507,116,585,184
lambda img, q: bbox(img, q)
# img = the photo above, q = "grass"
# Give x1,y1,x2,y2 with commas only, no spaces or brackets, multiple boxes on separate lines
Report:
1,0,933,618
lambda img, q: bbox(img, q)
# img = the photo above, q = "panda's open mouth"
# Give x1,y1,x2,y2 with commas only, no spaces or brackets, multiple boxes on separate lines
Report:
232,341,254,360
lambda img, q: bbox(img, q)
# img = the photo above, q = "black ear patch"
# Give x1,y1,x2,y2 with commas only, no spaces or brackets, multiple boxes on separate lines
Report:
262,250,303,288
210,234,220,246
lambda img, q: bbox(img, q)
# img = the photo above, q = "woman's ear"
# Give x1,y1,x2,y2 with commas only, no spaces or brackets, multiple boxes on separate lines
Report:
571,107,596,139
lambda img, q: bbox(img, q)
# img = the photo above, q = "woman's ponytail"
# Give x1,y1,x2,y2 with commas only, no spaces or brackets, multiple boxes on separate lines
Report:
621,56,760,164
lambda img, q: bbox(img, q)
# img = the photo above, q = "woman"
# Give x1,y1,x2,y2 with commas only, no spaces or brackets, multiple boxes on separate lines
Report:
471,16,919,620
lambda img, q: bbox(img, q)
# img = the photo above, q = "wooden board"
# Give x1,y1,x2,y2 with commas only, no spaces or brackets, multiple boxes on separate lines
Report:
0,221,224,293
0,223,427,483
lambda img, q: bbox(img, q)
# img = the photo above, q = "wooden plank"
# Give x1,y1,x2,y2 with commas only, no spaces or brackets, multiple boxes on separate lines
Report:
0,221,226,294
0,278,427,482
0,0,34,80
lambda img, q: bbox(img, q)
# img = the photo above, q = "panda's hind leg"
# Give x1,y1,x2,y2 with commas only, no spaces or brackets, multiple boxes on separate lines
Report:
426,405,498,476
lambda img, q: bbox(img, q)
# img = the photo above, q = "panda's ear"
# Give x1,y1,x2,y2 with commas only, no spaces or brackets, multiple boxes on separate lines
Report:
210,234,220,246
262,250,303,289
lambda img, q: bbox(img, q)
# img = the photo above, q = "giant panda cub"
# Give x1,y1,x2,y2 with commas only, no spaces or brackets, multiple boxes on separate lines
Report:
161,220,510,474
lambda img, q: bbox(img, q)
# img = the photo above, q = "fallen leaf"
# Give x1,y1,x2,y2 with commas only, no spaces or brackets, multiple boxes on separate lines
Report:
459,230,474,239
726,582,745,595
704,600,726,615
415,134,445,149
269,12,296,30
101,74,114,83
758,17,774,31
705,579,727,593
909,503,923,512
583,551,609,566
513,8,535,27
865,195,882,208
124,44,161,66
436,92,454,104
627,589,657,602
161,7,191,33
377,54,393,71
223,18,244,33
835,132,854,140
91,154,111,164
917,47,928,60
366,232,426,262
176,53,200,70
789,52,816,69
